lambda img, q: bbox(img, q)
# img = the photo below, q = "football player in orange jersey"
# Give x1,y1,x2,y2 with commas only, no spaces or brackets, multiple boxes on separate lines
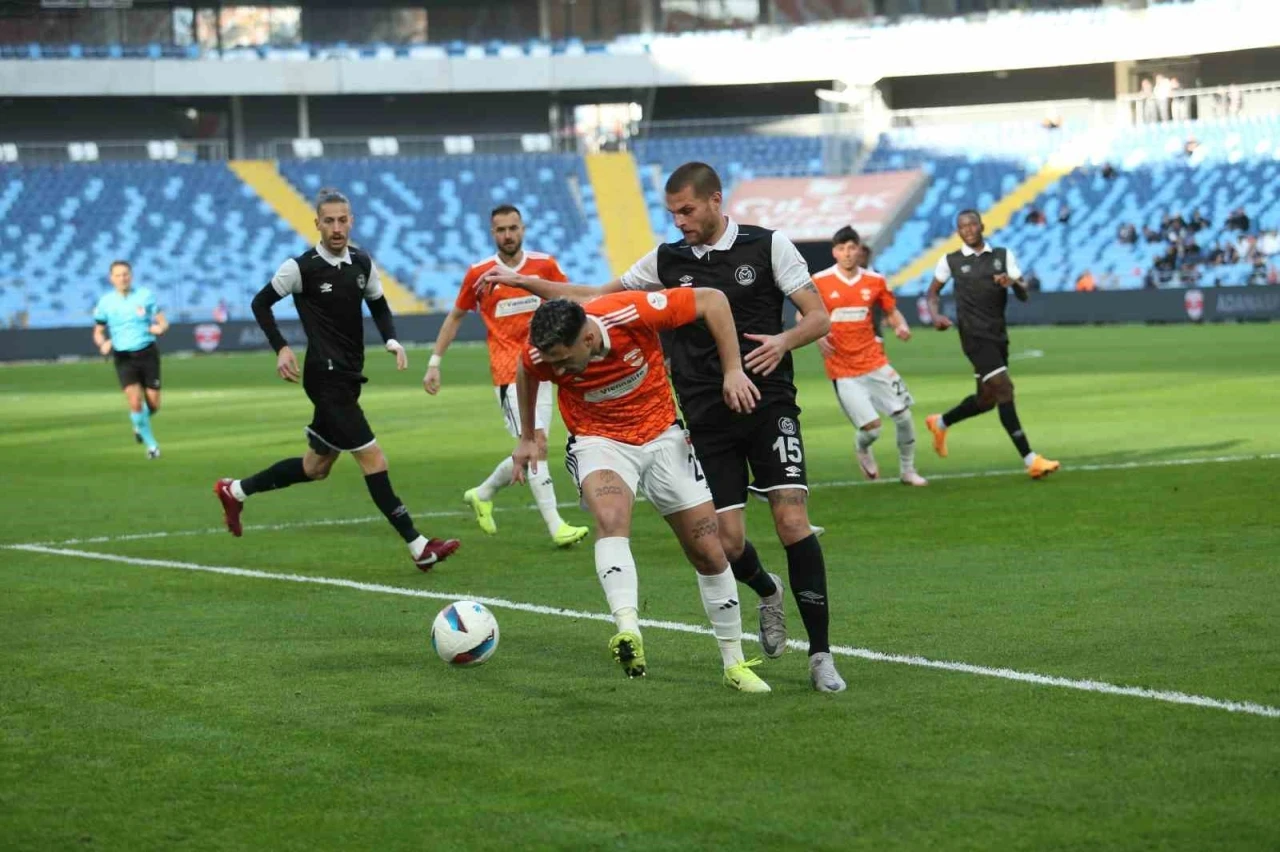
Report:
813,227,926,486
513,292,771,692
423,205,588,548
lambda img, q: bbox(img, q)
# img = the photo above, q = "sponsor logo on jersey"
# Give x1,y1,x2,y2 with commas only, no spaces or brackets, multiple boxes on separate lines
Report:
583,364,649,402
830,307,869,323
494,295,540,318
320,282,333,293
646,291,668,310
678,275,694,287
193,323,222,353
622,348,644,367
777,416,797,436
1184,288,1204,321
784,465,802,478
735,265,756,286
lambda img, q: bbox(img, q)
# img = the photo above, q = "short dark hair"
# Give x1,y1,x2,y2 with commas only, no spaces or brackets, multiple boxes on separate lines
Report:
956,208,982,225
109,259,131,272
315,187,350,214
529,299,586,352
664,162,722,198
832,226,861,246
491,204,522,220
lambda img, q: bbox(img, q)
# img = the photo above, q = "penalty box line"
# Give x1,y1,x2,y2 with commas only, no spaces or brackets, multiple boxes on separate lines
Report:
7,542,1280,721
17,452,1280,549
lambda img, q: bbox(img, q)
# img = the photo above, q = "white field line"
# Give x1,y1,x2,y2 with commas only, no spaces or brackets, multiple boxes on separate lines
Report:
17,452,1279,548
7,542,1279,720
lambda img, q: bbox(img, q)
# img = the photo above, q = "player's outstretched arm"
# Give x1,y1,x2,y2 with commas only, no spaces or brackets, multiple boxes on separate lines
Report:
925,278,953,330
480,267,622,302
511,360,541,484
423,307,468,394
694,288,760,414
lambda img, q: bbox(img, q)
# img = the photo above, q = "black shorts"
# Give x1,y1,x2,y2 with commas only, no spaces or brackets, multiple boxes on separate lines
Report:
112,344,161,390
961,336,1009,383
303,371,375,454
688,401,808,511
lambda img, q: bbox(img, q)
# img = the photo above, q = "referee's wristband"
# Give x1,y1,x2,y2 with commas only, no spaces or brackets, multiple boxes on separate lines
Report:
428,354,442,368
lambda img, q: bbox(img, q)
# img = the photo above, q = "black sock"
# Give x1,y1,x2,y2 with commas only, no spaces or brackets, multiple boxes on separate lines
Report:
364,471,420,544
998,401,1033,457
784,534,829,654
241,457,311,496
729,540,779,598
942,394,988,427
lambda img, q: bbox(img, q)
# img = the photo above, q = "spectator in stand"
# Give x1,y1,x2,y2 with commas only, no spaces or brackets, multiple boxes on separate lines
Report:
1057,204,1072,225
1227,84,1243,117
1226,207,1250,231
1170,77,1191,121
1207,242,1225,265
1179,232,1202,263
1189,209,1210,233
1101,162,1117,180
1154,74,1173,122
1143,224,1163,244
1222,242,1240,265
1117,223,1138,245
1138,78,1159,124
1238,234,1260,264
1184,136,1200,158
1025,208,1047,226
1074,271,1096,292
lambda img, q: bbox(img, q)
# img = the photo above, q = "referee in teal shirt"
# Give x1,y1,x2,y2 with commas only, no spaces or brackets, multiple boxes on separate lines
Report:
92,260,169,459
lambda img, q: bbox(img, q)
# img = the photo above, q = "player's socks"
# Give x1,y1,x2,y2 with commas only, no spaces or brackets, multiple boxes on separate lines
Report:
238,457,309,497
595,537,640,631
856,426,880,451
784,534,830,654
475,456,515,501
942,394,986,427
891,409,918,473
729,539,779,598
998,401,1033,458
528,469,567,535
129,409,157,451
364,470,420,543
697,567,746,668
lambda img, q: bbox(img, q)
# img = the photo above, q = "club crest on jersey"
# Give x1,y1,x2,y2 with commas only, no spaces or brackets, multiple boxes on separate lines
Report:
778,417,797,436
993,258,1004,272
623,348,644,367
861,288,871,300
135,305,146,316
356,274,366,289
960,265,972,274
646,292,668,310
678,275,694,287
735,265,756,286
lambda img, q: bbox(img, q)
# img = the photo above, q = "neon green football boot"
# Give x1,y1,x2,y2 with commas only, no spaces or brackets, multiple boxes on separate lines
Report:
463,488,496,535
552,522,590,548
723,658,772,693
609,631,647,679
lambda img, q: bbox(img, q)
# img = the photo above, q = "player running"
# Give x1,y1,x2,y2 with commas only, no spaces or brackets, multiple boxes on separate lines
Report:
213,189,460,570
924,209,1060,479
485,162,846,693
813,227,926,486
423,205,587,548
515,290,769,692
91,260,168,459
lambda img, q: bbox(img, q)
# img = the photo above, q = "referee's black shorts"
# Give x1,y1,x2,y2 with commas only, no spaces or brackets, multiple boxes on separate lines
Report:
688,399,808,511
112,344,161,391
303,368,375,454
961,335,1010,384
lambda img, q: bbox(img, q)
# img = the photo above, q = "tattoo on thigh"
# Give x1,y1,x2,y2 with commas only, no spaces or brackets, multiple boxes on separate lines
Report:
592,485,627,499
767,489,808,508
691,515,719,540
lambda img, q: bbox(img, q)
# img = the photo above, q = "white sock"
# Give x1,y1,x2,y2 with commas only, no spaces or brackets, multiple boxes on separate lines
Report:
407,534,427,554
529,467,566,535
229,479,247,502
1023,452,1038,467
856,426,881,451
595,537,640,634
936,415,947,430
891,410,917,473
475,455,515,501
697,568,745,668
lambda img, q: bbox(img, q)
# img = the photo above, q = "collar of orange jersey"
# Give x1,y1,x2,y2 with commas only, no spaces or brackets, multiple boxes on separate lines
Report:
830,265,864,286
493,252,528,273
588,316,610,361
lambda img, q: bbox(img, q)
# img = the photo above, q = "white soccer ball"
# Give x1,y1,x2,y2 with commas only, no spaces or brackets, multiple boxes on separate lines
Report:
431,601,500,666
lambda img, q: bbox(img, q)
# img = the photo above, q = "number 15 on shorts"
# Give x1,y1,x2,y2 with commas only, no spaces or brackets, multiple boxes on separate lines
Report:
772,436,803,463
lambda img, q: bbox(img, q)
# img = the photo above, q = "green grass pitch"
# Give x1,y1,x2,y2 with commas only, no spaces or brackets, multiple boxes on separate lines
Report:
2,323,1278,851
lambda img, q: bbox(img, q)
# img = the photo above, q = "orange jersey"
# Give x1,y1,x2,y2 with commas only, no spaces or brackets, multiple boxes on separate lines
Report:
456,252,568,385
522,289,698,446
813,266,896,379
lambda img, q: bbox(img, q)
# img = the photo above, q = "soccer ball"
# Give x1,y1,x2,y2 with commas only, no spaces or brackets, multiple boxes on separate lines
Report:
431,601,500,666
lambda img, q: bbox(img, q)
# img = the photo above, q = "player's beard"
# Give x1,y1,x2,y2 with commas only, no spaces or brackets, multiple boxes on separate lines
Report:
498,239,522,261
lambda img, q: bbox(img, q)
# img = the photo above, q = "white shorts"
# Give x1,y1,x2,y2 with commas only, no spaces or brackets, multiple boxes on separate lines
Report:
566,424,713,517
834,364,914,428
496,381,553,439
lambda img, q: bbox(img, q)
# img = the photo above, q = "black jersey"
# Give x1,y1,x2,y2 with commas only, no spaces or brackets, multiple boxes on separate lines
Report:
624,220,812,427
270,244,382,376
941,246,1016,343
